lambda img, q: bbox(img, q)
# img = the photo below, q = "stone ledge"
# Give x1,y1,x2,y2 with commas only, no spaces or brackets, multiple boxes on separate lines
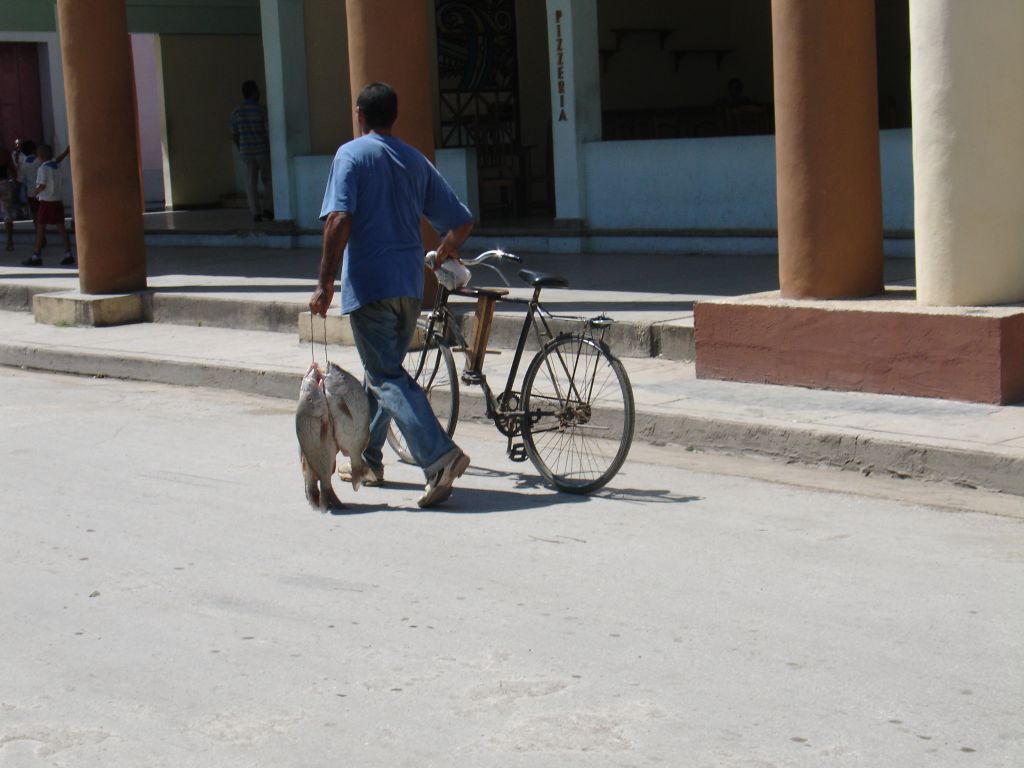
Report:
695,292,1024,404
298,312,355,345
297,310,669,360
32,291,150,328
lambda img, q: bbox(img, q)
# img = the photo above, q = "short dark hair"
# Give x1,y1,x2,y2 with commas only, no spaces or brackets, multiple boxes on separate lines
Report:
242,80,260,100
356,83,398,130
21,140,36,156
37,143,53,159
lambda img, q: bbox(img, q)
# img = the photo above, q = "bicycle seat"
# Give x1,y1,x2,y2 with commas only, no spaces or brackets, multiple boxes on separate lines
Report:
518,269,569,289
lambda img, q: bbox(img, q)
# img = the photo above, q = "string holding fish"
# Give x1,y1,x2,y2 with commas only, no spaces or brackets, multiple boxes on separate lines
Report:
309,305,332,367
322,313,330,366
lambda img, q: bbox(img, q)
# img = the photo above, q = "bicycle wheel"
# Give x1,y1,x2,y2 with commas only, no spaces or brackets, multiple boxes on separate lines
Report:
521,334,634,493
386,330,459,463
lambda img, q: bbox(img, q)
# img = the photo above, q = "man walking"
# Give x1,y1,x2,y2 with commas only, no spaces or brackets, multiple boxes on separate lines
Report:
309,82,474,508
230,80,273,222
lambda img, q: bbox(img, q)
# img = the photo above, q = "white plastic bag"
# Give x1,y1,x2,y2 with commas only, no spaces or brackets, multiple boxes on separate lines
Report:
425,250,471,291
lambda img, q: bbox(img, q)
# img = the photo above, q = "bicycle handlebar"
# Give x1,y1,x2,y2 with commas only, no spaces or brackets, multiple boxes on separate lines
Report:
425,248,521,289
462,249,521,266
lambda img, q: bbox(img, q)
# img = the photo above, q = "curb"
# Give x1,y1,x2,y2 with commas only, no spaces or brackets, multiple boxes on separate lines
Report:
150,294,306,335
0,283,56,313
2,341,1019,497
0,287,695,361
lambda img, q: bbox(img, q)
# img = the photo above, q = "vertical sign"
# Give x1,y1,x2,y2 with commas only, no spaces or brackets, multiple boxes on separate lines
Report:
554,9,568,122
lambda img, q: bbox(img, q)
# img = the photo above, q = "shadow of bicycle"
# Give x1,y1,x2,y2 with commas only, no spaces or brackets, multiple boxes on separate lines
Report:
459,465,704,509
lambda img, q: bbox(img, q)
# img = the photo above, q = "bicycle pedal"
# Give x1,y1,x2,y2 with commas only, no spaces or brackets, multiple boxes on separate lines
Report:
461,370,484,385
507,442,528,463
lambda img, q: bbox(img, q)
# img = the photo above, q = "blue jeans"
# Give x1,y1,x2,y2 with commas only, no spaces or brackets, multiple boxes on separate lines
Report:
349,297,458,478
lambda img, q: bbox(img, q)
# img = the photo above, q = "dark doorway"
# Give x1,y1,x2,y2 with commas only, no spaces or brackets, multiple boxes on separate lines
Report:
0,43,44,151
435,0,551,222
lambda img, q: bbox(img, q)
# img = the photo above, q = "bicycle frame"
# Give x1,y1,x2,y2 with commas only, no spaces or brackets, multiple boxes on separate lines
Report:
420,282,608,436
393,250,635,493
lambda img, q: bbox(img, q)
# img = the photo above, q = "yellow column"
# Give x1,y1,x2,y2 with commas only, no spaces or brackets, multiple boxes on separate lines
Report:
57,0,147,294
771,0,883,299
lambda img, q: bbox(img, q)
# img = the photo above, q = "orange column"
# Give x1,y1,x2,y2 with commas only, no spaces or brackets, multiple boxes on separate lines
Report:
345,0,439,302
56,0,146,294
771,0,883,299
345,0,435,162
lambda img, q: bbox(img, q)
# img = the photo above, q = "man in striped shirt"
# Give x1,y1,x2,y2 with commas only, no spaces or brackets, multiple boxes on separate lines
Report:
230,80,273,222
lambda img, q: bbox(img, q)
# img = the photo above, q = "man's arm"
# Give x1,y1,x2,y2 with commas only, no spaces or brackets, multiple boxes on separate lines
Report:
308,211,352,317
434,217,475,265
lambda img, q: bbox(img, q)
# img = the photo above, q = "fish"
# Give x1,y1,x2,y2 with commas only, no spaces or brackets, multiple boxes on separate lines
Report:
323,362,372,490
295,363,343,512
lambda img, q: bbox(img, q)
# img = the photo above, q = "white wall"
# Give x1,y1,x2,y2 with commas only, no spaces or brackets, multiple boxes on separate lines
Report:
131,34,165,208
583,134,777,230
293,154,331,230
583,129,913,233
293,130,914,238
435,148,479,221
879,129,914,233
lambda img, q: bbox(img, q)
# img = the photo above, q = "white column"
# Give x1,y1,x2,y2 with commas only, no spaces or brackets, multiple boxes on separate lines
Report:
545,0,600,224
259,0,311,222
911,0,1024,306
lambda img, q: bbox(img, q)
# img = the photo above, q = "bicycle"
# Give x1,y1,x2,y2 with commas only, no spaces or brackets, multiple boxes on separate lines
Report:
387,249,635,493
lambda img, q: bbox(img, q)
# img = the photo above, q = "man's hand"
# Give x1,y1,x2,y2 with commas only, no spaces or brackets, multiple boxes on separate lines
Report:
434,218,475,266
309,284,334,317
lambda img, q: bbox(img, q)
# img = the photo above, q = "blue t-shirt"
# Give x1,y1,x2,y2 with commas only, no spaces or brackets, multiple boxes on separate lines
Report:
320,134,473,314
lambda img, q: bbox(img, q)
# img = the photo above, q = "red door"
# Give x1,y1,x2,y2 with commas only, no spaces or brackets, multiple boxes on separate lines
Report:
0,43,43,150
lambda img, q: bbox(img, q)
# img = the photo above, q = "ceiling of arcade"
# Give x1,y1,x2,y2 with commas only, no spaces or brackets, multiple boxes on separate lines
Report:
5,0,261,35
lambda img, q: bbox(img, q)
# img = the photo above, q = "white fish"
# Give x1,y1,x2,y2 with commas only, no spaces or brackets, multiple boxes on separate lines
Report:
323,362,372,490
295,363,343,511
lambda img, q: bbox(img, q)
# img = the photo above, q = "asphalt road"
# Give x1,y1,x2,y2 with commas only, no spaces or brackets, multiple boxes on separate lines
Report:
1,369,1021,767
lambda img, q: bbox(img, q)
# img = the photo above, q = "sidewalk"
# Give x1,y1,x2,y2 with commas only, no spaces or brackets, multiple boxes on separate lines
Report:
0,245,1021,501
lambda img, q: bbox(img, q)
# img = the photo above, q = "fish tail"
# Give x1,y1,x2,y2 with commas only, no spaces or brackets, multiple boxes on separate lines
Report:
321,479,344,512
348,457,367,491
301,453,321,509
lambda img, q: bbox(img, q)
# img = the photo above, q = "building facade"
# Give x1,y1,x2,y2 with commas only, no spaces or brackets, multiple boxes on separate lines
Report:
3,0,912,248
7,0,1024,401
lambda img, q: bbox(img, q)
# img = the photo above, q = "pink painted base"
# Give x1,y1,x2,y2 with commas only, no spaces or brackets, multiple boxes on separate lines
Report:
695,292,1024,404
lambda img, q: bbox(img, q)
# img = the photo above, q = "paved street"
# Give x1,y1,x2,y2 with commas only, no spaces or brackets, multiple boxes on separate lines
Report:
1,369,1021,767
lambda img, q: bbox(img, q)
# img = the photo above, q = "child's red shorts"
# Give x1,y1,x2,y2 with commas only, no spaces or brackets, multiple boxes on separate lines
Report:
36,200,65,226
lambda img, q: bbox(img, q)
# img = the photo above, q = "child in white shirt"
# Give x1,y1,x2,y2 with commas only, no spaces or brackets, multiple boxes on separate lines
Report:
22,144,73,267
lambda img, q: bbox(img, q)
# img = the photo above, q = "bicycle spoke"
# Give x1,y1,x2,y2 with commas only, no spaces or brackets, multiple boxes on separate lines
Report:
522,334,634,492
387,330,459,463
